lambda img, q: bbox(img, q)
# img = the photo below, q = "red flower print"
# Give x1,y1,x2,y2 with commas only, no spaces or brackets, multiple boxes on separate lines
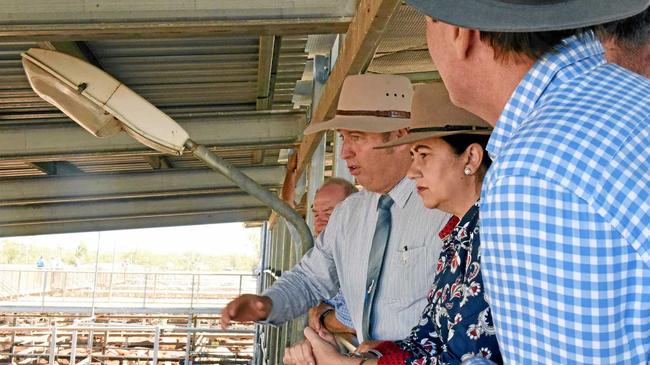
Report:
450,252,460,273
436,257,445,274
467,324,480,340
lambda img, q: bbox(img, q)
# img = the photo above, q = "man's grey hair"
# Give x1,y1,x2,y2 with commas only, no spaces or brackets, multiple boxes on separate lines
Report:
598,8,649,48
319,177,358,198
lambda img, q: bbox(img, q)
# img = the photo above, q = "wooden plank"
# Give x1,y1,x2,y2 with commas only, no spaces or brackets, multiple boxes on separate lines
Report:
294,0,401,179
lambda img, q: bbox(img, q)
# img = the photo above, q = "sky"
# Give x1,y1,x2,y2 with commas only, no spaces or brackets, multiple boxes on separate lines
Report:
1,223,262,256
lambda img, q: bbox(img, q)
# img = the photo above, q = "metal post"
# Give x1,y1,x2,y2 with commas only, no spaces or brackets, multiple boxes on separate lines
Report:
9,316,16,364
189,274,196,309
195,274,201,306
15,271,21,299
70,327,78,365
91,233,101,317
152,273,158,303
109,241,116,304
108,272,114,304
185,314,192,365
143,273,149,307
305,54,329,240
237,274,243,296
41,270,48,309
152,325,160,365
257,222,268,294
48,326,57,365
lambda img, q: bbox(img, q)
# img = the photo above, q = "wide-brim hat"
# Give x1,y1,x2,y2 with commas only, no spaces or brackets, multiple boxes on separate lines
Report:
303,74,413,135
406,0,649,32
376,82,491,149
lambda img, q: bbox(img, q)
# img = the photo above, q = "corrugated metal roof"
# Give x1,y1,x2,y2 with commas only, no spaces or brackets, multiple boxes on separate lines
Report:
0,0,442,234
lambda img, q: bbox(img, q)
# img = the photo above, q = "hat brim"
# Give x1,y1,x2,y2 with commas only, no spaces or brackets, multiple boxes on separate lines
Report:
375,129,492,149
303,115,411,135
406,0,649,32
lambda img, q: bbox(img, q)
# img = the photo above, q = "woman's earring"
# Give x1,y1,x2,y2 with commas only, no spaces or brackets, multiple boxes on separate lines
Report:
464,166,472,176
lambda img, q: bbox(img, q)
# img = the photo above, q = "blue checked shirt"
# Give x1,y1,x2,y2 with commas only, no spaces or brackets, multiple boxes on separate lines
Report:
481,32,650,364
324,290,354,328
266,178,450,342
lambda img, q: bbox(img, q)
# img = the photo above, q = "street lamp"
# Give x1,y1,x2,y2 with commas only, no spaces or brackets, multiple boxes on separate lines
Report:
21,48,313,255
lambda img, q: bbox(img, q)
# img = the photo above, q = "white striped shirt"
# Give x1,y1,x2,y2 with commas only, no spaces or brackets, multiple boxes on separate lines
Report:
264,177,450,342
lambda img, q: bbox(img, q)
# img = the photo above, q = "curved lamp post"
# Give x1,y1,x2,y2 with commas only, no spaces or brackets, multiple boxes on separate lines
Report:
21,48,313,255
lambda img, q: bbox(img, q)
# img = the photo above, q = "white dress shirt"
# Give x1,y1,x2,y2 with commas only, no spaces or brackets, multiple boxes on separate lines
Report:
264,177,450,342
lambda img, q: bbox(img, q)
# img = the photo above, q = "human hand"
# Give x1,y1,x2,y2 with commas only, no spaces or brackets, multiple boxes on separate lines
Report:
287,152,298,174
303,327,344,365
307,303,334,332
220,294,272,328
283,338,316,365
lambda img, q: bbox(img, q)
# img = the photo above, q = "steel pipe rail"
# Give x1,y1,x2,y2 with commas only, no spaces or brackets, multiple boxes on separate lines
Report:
1,325,254,334
0,208,269,237
0,193,265,225
0,165,285,206
188,140,313,257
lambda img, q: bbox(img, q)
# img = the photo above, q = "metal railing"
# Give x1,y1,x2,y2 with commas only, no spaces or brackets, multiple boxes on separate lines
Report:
1,321,255,365
0,268,257,311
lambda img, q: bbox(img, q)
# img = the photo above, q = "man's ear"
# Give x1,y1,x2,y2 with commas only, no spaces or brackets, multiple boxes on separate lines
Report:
452,27,479,60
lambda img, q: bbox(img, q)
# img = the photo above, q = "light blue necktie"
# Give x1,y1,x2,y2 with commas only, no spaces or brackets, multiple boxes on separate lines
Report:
361,194,394,341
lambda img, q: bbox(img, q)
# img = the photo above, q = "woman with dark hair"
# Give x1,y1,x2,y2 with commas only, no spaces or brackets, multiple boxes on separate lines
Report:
291,83,502,365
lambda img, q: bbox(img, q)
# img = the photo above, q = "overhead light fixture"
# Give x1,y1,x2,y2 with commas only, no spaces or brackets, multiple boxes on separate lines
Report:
21,48,312,253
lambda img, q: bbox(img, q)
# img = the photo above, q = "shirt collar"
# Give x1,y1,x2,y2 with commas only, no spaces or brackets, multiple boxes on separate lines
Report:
379,177,415,210
486,31,605,160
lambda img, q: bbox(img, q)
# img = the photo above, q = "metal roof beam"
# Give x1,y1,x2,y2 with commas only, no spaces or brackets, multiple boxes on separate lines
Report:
0,165,285,206
0,0,357,41
0,193,267,229
0,208,270,238
256,36,279,110
2,1,357,24
0,19,352,42
0,110,305,159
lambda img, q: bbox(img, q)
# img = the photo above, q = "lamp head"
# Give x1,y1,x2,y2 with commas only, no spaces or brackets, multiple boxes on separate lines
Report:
21,48,189,156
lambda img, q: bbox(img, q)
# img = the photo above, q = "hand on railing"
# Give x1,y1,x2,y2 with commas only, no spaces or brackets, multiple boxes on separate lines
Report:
220,294,272,328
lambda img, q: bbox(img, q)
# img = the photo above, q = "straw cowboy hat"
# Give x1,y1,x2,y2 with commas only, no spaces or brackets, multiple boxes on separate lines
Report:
303,74,413,134
376,82,491,149
406,0,650,32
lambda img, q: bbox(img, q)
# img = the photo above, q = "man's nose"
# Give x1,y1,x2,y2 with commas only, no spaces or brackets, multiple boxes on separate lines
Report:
341,142,354,159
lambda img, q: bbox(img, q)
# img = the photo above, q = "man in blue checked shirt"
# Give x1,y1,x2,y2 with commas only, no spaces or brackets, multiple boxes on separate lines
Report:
405,0,650,364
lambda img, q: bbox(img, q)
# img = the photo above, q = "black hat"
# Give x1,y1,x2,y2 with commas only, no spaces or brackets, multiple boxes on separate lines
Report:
406,0,650,32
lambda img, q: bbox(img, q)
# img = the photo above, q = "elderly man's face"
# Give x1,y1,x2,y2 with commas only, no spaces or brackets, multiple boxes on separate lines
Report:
311,184,347,236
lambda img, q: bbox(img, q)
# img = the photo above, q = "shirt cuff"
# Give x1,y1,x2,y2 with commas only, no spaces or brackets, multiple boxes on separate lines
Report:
259,289,287,325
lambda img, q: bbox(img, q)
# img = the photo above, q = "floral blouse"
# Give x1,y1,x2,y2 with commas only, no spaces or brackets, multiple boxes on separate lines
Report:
376,202,502,365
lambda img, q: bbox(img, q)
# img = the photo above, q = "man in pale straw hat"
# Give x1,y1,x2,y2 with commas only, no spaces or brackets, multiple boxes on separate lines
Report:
222,74,450,358
402,0,650,363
